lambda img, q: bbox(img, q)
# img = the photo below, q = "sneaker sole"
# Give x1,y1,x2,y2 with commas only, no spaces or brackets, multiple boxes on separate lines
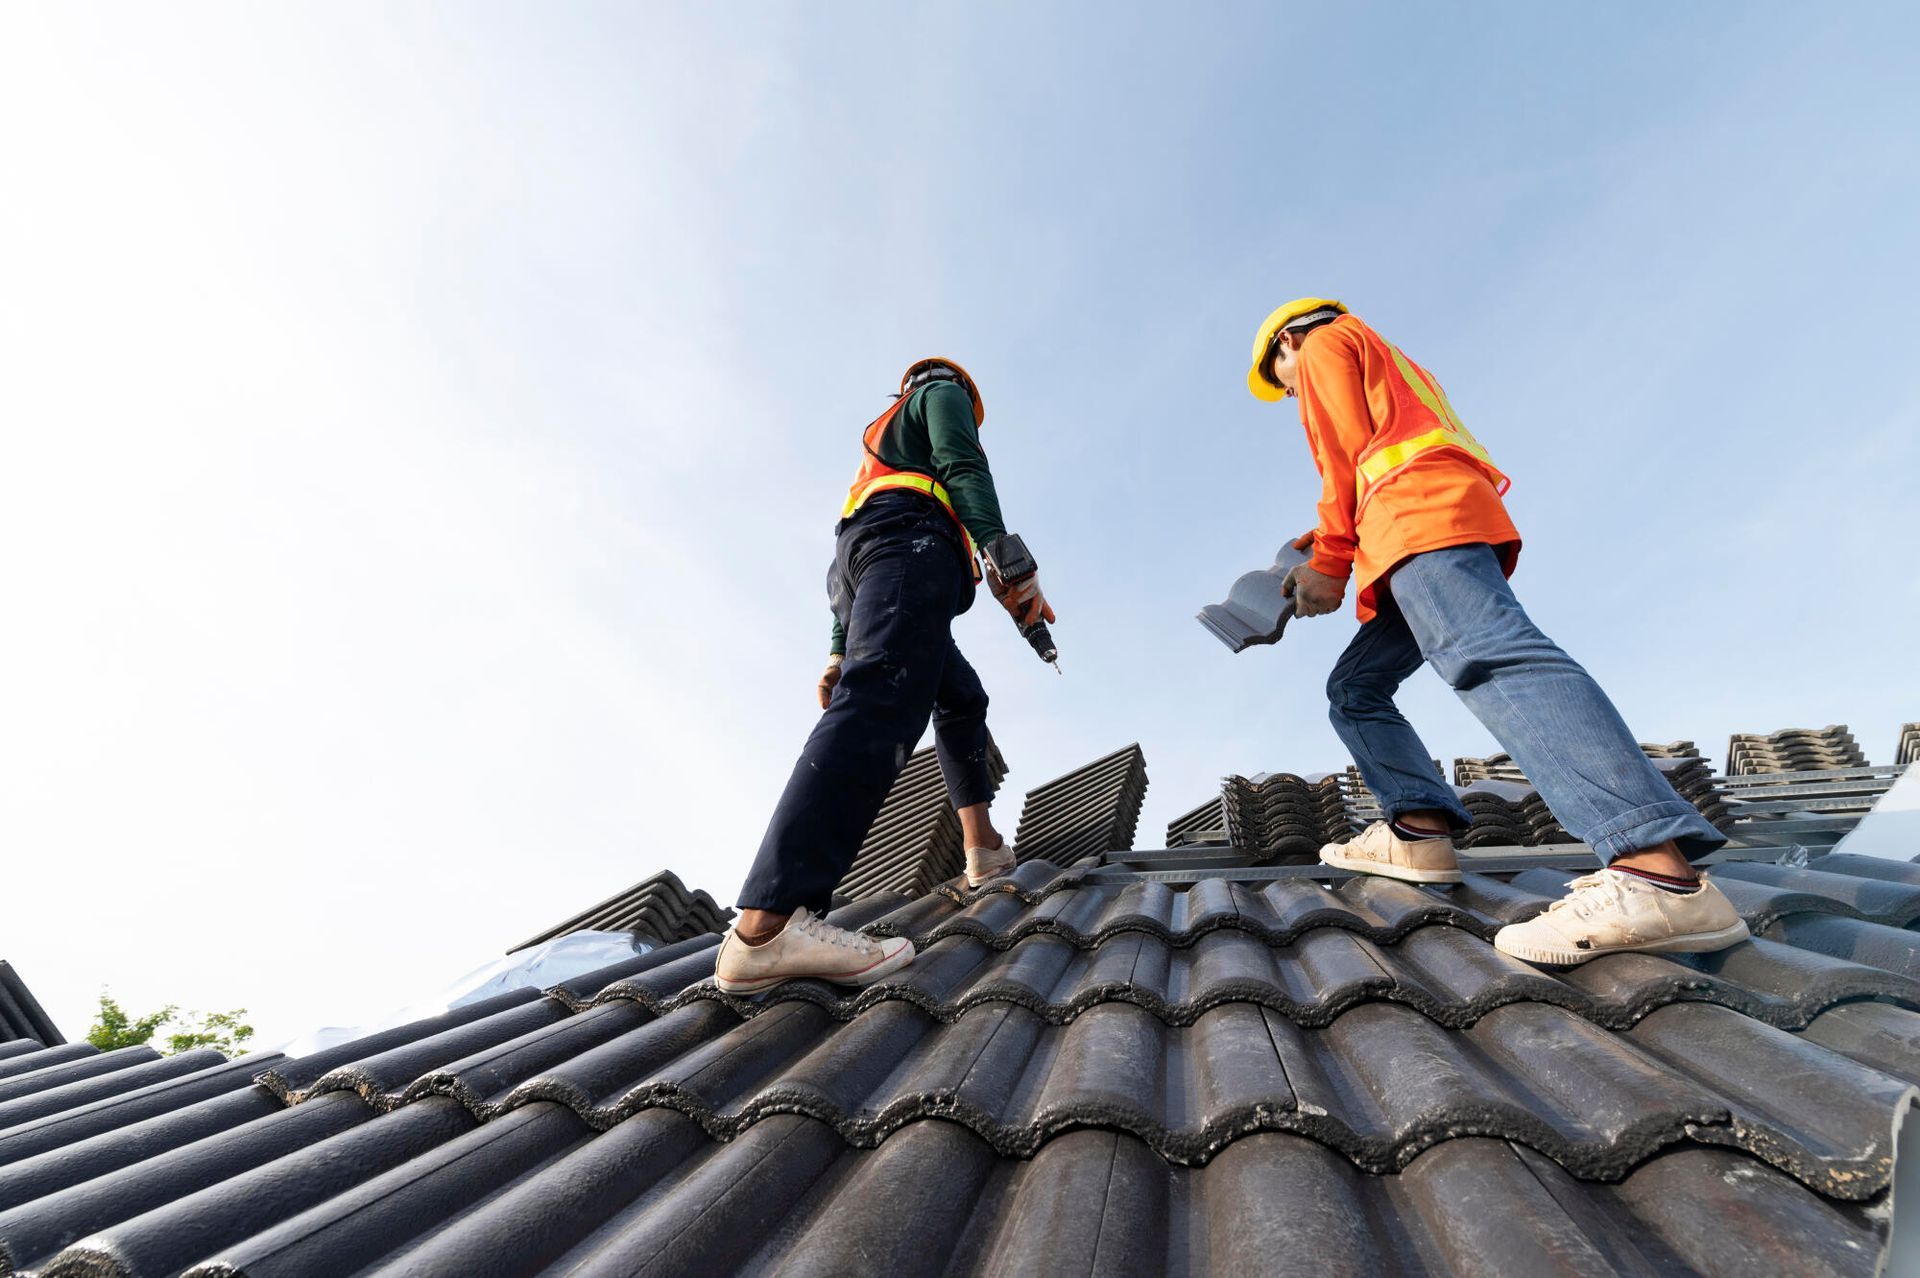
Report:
1494,920,1752,967
965,860,1016,888
714,941,916,995
1318,847,1462,884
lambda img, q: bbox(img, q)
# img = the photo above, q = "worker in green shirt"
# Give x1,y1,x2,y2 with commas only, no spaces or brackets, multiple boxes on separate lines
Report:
717,358,1055,993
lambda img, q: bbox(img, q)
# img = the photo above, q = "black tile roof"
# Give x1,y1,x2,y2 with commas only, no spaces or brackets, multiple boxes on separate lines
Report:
2,734,1916,1275
0,844,1916,1274
0,964,62,1048
511,869,735,953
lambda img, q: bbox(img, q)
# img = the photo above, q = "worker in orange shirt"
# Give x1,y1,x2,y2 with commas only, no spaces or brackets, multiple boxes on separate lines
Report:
1248,298,1749,964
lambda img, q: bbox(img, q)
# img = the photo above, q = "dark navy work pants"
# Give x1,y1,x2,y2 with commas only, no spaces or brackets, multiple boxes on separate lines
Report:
738,493,996,913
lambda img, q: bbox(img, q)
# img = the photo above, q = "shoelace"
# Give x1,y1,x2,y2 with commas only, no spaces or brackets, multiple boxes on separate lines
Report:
793,913,870,952
1545,871,1632,922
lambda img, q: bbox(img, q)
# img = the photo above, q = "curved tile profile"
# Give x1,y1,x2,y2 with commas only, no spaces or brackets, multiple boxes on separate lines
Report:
1762,913,1920,980
3,818,1917,1277
1714,862,1920,928
0,1091,378,1276
863,875,1518,950
185,1115,1885,1278
575,918,1919,1038
30,1098,475,1278
252,985,1915,1199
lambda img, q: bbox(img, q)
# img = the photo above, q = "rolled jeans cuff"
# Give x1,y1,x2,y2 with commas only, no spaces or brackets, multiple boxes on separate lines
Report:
1381,789,1471,832
1587,800,1728,864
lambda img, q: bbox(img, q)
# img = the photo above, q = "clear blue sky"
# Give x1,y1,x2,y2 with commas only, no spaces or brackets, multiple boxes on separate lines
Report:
3,3,1916,1045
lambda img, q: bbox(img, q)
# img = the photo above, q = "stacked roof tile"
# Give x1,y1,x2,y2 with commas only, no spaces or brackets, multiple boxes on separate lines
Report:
1452,750,1733,835
1454,741,1702,782
1897,722,1919,767
1166,796,1228,847
1,841,1917,1275
511,869,734,953
0,964,61,1048
1454,780,1574,848
1727,724,1868,776
836,740,1010,901
1011,743,1148,867
1220,771,1354,861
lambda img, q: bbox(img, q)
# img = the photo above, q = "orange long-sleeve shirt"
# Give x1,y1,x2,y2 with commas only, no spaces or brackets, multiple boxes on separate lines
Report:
1294,314,1521,622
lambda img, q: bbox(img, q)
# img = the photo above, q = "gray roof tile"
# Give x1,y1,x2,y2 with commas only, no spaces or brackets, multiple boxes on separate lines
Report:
0,963,63,1048
1,749,1916,1274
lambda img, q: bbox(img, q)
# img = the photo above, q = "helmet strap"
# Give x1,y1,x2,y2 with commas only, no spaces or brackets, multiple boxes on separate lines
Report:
904,362,964,392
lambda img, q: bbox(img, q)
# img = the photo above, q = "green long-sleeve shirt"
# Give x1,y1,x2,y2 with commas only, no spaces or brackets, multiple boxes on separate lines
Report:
830,380,1009,655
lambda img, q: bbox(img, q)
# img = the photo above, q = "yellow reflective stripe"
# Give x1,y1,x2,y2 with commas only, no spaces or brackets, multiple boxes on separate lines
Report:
1357,426,1461,485
1353,426,1502,501
843,474,981,569
1387,344,1466,434
842,472,954,518
1353,345,1501,500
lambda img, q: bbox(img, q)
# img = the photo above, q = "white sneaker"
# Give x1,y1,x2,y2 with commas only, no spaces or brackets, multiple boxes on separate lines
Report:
1319,821,1462,884
1493,869,1750,966
965,840,1017,888
713,906,915,995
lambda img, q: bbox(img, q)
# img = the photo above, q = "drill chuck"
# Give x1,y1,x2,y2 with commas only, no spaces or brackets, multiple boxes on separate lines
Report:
1022,620,1058,665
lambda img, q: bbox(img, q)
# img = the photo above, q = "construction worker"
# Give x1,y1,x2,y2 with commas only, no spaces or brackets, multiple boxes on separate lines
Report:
1247,299,1750,964
716,358,1054,994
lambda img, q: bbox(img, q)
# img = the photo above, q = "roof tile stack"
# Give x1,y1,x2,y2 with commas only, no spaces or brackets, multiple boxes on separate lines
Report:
838,740,1011,900
1454,742,1698,785
1726,725,1868,776
510,870,734,953
1654,755,1736,831
1165,796,1227,847
1220,772,1351,862
1895,723,1919,767
1455,780,1574,848
1452,747,1732,836
0,962,62,1046
1013,744,1148,867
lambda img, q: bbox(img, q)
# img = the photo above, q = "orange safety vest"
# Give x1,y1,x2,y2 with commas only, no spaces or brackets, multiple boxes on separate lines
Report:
1349,329,1510,518
840,394,983,578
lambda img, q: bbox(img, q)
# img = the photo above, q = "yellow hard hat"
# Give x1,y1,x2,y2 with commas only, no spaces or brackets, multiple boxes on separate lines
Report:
1247,298,1347,401
901,357,985,426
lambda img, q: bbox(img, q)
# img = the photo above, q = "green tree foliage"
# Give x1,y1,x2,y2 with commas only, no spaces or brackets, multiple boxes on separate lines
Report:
86,993,255,1057
165,1007,255,1056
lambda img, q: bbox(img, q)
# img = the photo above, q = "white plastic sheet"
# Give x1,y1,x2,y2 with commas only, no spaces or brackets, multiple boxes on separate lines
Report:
1831,767,1920,863
270,930,648,1057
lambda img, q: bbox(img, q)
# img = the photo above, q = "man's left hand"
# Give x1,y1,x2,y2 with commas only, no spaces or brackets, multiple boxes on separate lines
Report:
1284,563,1346,618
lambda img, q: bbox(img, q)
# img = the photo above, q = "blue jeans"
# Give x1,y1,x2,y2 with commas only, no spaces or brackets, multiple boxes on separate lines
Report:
738,493,996,913
1326,543,1725,863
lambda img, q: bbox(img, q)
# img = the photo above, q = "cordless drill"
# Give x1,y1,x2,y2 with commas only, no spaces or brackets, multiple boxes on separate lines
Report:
982,534,1059,672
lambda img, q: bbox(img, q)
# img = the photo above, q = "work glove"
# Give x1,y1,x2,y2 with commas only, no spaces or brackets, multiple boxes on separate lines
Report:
1283,562,1347,619
987,566,1057,628
817,655,844,709
1282,530,1313,597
